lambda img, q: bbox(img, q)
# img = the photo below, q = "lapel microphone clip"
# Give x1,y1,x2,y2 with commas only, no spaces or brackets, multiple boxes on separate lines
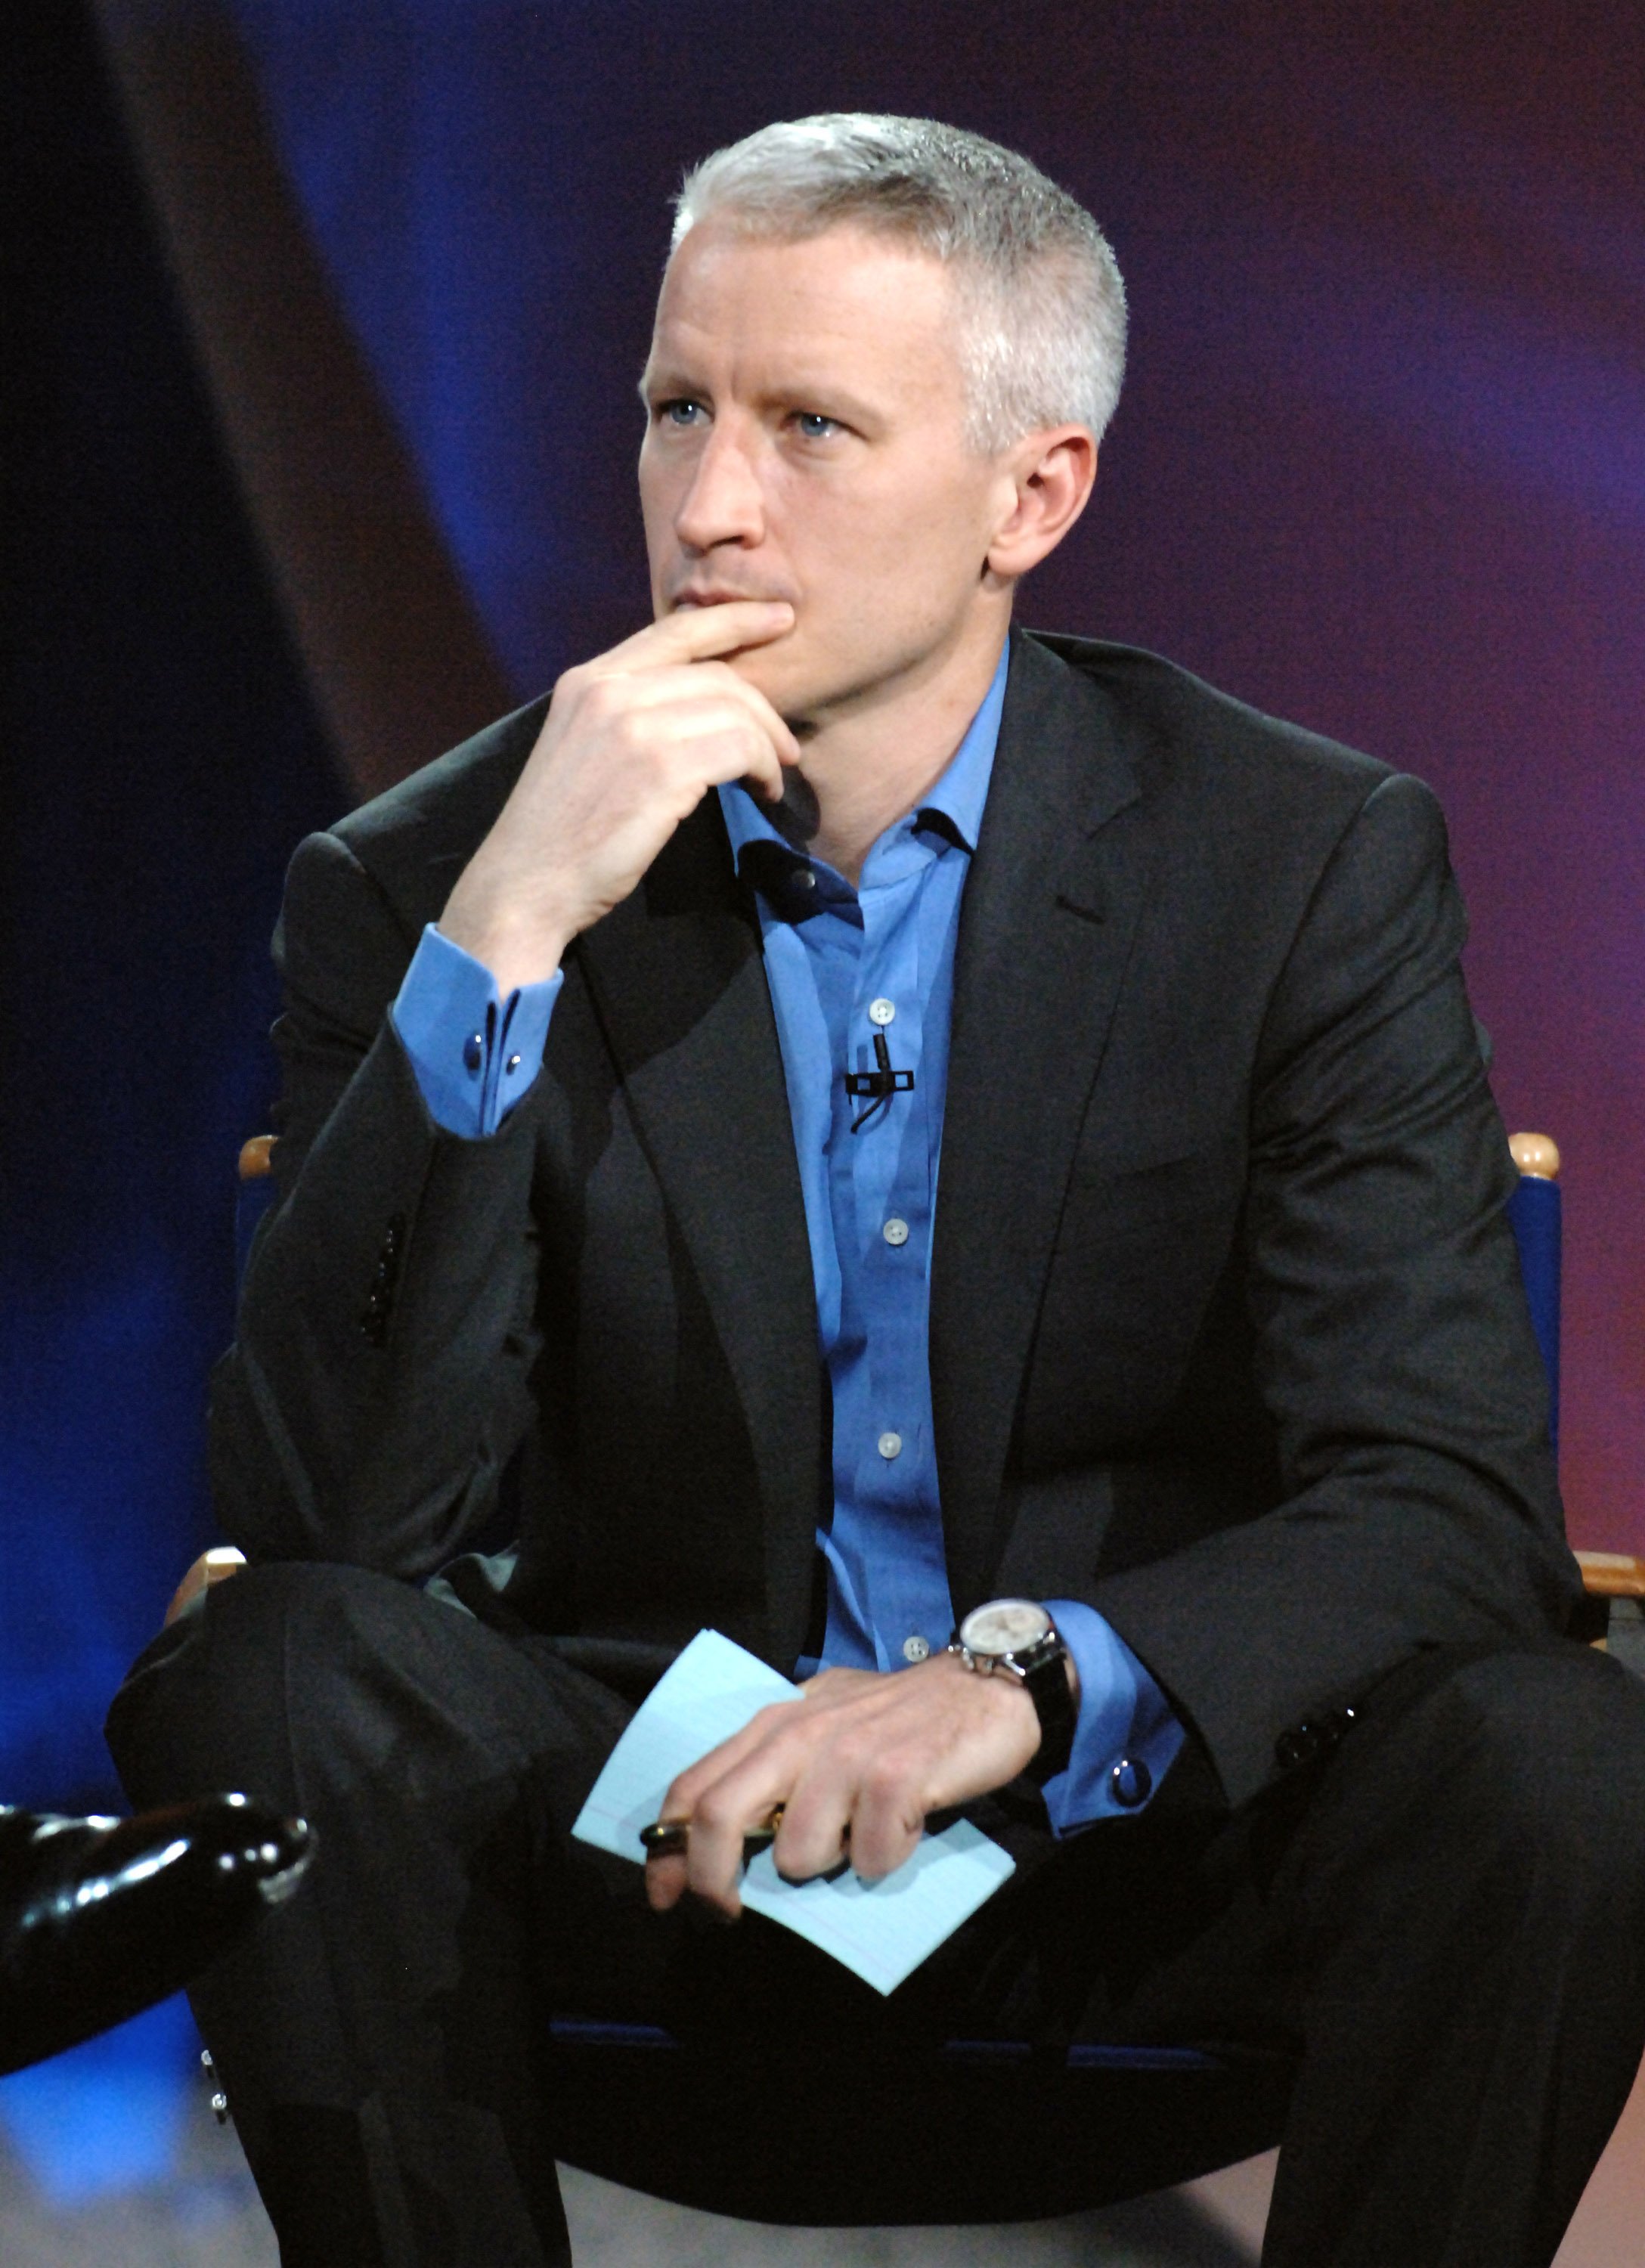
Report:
844,1030,915,1133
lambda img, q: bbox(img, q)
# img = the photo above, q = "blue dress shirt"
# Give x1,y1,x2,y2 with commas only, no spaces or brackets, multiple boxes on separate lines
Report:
392,642,1183,1830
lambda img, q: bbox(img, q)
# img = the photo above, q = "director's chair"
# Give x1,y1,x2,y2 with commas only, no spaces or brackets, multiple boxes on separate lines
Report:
163,1126,1640,2224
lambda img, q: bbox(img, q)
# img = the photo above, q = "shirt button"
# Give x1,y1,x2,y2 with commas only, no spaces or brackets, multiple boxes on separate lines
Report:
878,1430,903,1460
902,1634,931,1663
462,1033,484,1074
882,1217,909,1247
505,1053,522,1075
868,997,896,1026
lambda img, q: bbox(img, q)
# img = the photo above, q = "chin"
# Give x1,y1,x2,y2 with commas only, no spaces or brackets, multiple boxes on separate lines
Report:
723,641,813,714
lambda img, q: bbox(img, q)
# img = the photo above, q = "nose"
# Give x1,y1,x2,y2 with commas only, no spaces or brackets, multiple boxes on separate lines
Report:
674,423,765,554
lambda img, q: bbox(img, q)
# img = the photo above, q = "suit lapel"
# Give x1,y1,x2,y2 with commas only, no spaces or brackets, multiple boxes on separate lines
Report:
573,801,822,1668
932,631,1159,1616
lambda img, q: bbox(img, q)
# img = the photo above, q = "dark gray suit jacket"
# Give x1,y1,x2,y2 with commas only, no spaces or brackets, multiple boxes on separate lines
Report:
210,628,1578,1810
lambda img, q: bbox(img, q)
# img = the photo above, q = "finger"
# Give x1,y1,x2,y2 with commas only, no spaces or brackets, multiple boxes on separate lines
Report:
688,1702,866,1887
590,661,802,768
769,1782,854,1885
774,1704,920,1883
644,1846,690,1913
638,696,792,805
841,1749,928,1881
658,1698,804,1821
603,600,794,673
680,1758,798,1915
653,1699,819,1915
555,692,784,823
697,662,804,770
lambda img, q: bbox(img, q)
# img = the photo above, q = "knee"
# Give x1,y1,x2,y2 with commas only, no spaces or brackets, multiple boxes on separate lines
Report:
1433,1648,1645,1903
200,1556,416,1661
107,1560,426,1808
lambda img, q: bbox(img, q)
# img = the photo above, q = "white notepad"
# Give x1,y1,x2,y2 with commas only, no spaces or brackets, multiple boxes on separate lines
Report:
571,1628,1017,1996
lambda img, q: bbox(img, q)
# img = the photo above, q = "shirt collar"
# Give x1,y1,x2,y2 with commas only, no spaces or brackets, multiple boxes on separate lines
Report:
717,638,1009,905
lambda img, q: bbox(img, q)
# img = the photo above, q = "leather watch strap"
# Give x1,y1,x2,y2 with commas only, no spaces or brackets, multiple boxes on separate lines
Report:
1017,1632,1077,1785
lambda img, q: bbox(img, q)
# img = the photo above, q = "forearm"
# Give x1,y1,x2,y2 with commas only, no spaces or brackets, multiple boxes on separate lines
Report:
211,1018,545,1573
1087,1431,1570,1813
209,829,550,1574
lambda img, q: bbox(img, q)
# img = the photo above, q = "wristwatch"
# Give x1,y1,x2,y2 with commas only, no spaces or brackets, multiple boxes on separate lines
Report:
948,1599,1076,1784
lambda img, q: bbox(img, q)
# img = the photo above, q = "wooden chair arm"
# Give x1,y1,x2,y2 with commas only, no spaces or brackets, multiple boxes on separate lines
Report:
239,1135,276,1181
165,1546,247,1626
1575,1551,1645,1600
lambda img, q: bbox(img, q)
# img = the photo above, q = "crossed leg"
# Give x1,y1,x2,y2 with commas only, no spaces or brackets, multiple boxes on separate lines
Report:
107,1564,1645,2268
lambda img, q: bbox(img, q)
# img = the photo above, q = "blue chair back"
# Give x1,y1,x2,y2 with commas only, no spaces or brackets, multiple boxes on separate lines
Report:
1506,1133,1561,1456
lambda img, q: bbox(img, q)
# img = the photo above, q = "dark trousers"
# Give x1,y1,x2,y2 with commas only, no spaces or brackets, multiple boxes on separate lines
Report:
107,1561,1645,2267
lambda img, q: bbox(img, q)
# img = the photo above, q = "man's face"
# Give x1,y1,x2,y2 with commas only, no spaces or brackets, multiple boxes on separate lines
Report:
639,220,1014,724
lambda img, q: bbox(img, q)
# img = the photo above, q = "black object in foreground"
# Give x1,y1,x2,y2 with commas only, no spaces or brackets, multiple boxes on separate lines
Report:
640,1802,792,1861
0,1792,313,2075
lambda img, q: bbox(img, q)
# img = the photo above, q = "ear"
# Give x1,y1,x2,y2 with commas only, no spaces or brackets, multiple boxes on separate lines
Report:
984,426,1098,581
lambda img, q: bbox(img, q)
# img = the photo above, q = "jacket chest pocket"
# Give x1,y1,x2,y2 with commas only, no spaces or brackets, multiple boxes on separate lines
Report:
1063,1129,1247,1235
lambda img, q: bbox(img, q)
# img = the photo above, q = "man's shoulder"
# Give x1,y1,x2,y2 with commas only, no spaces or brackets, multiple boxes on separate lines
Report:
271,696,555,1013
328,692,553,885
1018,630,1397,816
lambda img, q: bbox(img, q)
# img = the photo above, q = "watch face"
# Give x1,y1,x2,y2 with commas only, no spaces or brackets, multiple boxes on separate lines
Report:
959,1599,1052,1657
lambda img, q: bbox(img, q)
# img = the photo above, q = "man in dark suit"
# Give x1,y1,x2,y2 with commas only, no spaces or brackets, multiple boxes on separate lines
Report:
108,115,1645,2266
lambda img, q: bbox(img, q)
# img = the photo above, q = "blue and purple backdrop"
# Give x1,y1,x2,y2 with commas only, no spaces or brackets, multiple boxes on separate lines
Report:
4,0,1640,2219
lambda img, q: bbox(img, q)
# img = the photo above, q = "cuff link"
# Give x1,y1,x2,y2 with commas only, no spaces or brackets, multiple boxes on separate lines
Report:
1110,1756,1152,1809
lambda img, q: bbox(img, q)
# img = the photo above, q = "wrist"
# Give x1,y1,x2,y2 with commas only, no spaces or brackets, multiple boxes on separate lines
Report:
435,894,573,994
949,1600,1078,1784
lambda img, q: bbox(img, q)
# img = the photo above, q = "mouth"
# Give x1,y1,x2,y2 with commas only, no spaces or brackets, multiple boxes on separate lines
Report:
670,587,791,612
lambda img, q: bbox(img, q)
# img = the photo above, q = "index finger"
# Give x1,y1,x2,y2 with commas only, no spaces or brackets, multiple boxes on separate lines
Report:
658,1697,802,1823
645,1699,806,1914
607,600,794,671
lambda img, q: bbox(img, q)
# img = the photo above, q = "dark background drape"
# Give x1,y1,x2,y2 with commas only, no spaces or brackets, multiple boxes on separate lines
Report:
5,0,1642,1821
3,2,339,1805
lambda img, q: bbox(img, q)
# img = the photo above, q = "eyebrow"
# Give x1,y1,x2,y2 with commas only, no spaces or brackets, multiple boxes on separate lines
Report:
637,364,698,407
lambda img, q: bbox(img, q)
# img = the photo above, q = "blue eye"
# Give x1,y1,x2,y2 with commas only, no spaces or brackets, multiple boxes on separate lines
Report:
661,398,705,427
795,412,838,440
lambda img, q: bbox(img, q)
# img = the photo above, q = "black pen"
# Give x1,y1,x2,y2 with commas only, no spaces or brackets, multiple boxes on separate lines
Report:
640,1803,800,1859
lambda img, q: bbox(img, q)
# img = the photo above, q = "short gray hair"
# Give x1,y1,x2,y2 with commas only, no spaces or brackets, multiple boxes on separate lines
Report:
671,114,1126,454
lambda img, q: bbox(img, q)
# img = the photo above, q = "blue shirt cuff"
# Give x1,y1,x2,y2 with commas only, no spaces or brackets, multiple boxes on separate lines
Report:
1038,1599,1186,1835
390,925,561,1139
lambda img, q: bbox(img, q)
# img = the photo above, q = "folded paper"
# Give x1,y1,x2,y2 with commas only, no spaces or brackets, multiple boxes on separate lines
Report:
572,1627,1016,1995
